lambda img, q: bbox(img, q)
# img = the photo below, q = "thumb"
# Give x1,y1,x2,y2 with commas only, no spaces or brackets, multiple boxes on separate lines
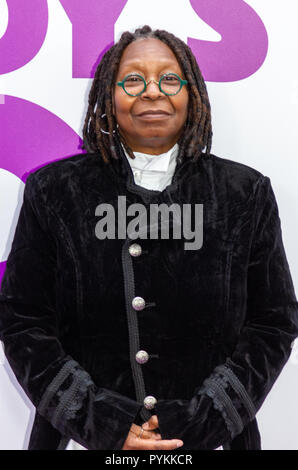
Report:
142,415,159,431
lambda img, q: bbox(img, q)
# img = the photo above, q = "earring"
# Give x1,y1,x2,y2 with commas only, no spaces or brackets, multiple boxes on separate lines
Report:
100,113,119,135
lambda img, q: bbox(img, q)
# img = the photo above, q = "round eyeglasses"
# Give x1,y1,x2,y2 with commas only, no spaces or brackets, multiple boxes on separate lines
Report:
117,73,188,97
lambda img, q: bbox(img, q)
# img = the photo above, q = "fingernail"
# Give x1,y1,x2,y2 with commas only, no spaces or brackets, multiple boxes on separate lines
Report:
142,423,149,430
176,441,184,448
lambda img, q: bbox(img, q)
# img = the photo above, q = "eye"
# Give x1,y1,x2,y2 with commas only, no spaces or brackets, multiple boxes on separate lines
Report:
163,75,177,81
125,75,144,82
160,74,180,85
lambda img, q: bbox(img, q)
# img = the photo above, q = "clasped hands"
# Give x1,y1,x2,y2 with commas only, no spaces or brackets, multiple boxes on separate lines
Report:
122,415,184,450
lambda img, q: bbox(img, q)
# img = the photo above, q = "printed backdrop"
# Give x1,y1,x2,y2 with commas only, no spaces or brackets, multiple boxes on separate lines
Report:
0,0,298,450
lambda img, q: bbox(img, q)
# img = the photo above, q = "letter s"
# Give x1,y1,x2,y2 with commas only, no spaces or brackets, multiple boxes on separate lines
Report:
188,0,268,81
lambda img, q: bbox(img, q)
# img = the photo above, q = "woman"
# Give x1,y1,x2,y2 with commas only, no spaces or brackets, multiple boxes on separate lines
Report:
0,25,298,451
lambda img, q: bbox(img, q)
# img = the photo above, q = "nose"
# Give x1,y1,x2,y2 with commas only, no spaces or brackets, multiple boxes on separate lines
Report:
142,79,163,99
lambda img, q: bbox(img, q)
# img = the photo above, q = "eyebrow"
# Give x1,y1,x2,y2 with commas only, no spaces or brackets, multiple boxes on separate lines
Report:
120,59,180,68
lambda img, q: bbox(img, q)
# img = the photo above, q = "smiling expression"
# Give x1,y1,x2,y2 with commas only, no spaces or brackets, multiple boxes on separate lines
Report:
113,38,189,155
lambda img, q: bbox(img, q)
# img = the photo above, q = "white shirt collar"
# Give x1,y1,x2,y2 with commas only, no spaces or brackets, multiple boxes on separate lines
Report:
121,142,179,173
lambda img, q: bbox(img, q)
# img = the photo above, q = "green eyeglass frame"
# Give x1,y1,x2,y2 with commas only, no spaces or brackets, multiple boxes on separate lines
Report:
117,72,188,97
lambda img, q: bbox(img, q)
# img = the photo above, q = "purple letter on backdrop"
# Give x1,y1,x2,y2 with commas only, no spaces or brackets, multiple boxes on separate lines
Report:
0,94,83,286
0,0,48,75
188,0,268,82
59,0,128,78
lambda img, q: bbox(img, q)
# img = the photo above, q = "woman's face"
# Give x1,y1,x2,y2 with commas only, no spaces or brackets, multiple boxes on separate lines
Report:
113,38,189,155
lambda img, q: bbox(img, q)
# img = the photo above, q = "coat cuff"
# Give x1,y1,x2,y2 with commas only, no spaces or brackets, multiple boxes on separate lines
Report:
37,357,142,450
155,393,231,450
197,360,256,439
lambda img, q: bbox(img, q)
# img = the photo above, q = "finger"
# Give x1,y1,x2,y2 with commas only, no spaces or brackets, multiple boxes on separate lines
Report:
142,415,159,431
141,430,162,440
127,437,184,451
130,423,141,435
129,429,161,440
129,424,161,440
138,438,183,451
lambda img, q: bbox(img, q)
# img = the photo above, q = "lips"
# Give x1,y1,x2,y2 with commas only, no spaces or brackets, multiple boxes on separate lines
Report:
137,109,171,116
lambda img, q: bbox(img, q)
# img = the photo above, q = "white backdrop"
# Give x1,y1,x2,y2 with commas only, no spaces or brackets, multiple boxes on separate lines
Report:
0,0,298,450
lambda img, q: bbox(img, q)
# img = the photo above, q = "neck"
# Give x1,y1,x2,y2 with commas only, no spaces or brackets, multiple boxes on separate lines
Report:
133,143,177,155
119,131,180,156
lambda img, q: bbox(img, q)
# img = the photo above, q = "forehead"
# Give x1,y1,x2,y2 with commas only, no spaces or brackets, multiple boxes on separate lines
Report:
117,38,182,71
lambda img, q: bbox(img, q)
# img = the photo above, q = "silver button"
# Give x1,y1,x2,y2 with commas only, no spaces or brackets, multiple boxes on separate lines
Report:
144,395,157,410
132,296,145,311
136,350,149,364
129,243,142,257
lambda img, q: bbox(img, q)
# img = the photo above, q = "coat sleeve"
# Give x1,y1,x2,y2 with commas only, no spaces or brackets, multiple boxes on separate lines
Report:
155,175,298,449
0,173,142,450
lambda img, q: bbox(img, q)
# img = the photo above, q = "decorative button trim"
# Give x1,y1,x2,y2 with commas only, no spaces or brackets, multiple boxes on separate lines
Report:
144,395,157,410
136,350,149,364
129,243,142,257
132,296,145,311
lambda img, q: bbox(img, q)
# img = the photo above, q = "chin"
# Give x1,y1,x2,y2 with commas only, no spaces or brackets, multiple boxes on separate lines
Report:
138,128,173,138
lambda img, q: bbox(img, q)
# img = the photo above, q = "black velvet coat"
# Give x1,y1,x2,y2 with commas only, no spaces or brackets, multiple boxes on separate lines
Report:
0,146,298,450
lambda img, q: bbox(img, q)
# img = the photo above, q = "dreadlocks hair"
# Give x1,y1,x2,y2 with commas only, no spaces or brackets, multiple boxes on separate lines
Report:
82,25,212,164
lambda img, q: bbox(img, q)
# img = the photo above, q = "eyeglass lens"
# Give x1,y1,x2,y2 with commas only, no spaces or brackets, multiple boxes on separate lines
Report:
124,74,181,95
